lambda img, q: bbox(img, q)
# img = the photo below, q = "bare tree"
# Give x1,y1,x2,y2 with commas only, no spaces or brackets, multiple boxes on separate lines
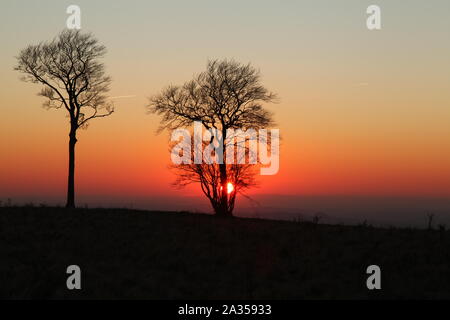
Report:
170,139,259,215
149,59,277,216
15,30,113,208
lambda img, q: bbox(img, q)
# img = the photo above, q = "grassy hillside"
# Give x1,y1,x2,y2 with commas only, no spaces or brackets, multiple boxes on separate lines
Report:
1,206,449,299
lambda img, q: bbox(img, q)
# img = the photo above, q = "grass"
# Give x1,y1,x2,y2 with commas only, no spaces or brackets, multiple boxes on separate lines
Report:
1,206,450,299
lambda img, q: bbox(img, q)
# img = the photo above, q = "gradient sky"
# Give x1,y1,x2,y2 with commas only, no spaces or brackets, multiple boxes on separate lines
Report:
1,0,450,214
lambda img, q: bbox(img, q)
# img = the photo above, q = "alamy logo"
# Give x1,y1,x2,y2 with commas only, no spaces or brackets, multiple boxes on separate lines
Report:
171,121,280,175
366,5,381,30
366,265,381,290
66,5,81,30
66,265,81,290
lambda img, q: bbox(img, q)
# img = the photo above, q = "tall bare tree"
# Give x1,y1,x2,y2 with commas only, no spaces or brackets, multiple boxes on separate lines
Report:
15,30,113,208
149,59,277,216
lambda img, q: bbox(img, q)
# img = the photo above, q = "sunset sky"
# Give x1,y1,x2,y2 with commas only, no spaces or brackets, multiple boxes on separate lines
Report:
1,0,450,223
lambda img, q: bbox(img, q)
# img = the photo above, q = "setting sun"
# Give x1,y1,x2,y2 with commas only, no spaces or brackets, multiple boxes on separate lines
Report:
227,182,234,194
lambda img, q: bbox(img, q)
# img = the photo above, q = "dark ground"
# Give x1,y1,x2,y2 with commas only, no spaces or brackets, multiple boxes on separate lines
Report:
1,206,450,299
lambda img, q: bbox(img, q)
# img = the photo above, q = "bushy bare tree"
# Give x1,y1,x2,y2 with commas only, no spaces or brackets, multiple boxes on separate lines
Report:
170,139,258,215
15,30,113,208
149,59,277,216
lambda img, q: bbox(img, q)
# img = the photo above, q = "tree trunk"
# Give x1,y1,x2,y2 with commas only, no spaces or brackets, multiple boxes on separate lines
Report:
217,127,231,217
218,163,230,216
65,129,77,208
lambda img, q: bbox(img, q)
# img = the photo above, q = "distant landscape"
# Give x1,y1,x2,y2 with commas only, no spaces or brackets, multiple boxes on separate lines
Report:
1,206,450,299
4,195,450,228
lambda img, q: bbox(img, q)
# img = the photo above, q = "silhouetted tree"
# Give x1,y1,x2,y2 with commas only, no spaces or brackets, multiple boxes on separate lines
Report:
15,30,113,208
169,139,258,215
149,59,277,216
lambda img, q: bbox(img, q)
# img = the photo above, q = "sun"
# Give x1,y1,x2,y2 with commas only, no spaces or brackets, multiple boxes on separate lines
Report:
220,182,235,194
227,182,234,194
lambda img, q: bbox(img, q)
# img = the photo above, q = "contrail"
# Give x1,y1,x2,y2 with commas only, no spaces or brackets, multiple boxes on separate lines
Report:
110,95,137,99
